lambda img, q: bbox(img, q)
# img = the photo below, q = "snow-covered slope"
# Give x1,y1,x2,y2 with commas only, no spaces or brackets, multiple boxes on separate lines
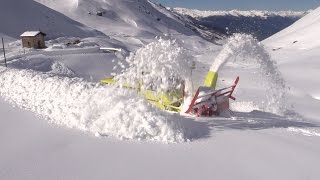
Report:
264,6,320,49
0,0,101,39
263,6,320,121
1,1,320,180
0,0,221,50
35,0,222,46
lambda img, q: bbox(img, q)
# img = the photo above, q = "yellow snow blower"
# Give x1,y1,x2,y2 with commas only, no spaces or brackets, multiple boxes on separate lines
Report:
101,71,239,117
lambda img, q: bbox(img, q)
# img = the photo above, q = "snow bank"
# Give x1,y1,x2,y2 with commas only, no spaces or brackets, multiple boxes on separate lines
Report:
213,34,287,115
115,38,194,93
0,68,186,143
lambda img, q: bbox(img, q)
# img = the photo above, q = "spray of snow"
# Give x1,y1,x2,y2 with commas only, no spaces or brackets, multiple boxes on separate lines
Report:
0,68,186,143
212,34,287,115
230,101,261,113
115,38,194,94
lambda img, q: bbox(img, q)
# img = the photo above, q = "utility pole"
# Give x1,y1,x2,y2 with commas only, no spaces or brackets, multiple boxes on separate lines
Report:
1,37,7,67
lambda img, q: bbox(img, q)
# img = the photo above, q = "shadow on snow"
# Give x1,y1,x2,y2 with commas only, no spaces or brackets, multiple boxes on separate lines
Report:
180,110,319,141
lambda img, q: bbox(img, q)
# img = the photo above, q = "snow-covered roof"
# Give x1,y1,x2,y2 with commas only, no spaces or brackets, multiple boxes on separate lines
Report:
20,31,46,37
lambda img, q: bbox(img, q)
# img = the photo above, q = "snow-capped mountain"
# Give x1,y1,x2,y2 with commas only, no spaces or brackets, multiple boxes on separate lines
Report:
174,8,307,18
173,8,307,40
264,6,320,49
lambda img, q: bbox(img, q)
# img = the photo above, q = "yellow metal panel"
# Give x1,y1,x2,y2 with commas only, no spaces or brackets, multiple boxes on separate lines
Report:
100,77,116,85
204,71,218,89
101,77,183,112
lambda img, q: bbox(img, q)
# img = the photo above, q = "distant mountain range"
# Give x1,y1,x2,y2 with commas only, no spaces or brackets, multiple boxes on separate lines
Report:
172,8,308,40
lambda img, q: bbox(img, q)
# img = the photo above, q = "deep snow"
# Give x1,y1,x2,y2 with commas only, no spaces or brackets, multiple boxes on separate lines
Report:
0,67,187,143
1,96,319,179
0,0,320,179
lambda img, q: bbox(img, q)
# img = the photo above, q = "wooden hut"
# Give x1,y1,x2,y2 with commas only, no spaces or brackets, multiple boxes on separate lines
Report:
20,31,46,49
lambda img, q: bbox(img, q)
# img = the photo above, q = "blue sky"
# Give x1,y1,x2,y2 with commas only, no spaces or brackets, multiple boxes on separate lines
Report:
154,0,320,11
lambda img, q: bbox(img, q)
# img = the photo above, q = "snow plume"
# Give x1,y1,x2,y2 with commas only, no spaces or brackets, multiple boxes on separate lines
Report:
0,68,186,143
213,34,288,115
115,38,194,94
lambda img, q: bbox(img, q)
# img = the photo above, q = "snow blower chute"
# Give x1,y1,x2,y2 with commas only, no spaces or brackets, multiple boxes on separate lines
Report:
101,71,239,117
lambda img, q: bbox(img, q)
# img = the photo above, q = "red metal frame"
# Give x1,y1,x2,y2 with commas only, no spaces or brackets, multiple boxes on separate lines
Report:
185,76,239,116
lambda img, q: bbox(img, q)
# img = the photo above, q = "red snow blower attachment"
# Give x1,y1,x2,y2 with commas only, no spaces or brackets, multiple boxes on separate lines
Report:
185,74,239,117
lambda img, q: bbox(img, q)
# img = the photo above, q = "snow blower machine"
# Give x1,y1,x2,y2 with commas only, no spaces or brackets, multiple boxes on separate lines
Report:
101,71,239,117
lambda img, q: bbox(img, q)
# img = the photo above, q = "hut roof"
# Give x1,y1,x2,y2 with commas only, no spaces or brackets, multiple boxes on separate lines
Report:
20,31,46,37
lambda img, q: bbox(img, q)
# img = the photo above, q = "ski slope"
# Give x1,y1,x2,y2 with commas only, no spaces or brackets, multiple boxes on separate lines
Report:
0,0,320,179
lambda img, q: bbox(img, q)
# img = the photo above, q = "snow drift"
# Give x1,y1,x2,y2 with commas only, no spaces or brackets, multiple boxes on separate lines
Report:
0,68,186,143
